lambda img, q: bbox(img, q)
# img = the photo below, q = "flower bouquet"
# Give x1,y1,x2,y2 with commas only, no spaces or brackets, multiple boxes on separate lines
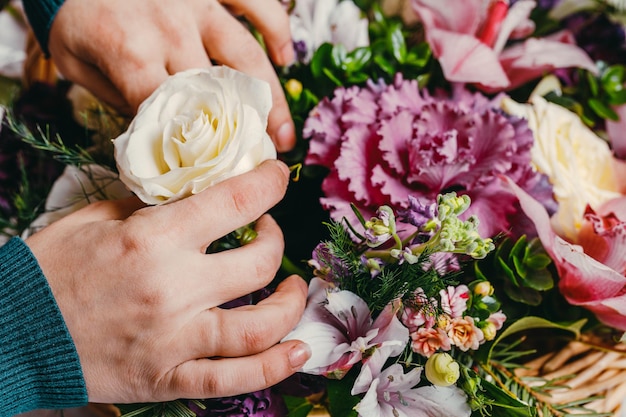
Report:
3,0,626,416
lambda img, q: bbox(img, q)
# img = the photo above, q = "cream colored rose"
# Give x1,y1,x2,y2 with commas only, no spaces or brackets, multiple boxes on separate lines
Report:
502,96,623,241
425,352,460,387
113,66,277,205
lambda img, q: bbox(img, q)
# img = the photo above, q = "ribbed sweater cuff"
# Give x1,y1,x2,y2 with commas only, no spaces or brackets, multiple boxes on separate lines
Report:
0,237,87,416
22,0,66,56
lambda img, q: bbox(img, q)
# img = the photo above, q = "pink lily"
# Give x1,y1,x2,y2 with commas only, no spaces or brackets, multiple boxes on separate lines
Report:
505,177,626,330
282,278,409,378
411,0,597,90
352,348,471,417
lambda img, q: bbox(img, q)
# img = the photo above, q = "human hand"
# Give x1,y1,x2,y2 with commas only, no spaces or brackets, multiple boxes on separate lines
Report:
24,160,310,403
47,0,296,152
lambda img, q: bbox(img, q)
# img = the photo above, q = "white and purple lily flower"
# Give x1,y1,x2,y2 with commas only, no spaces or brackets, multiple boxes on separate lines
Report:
352,349,471,417
282,278,409,378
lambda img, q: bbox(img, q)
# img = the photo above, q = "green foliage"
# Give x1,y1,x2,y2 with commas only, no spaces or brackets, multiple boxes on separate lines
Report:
281,3,435,125
283,396,315,417
475,235,555,306
544,63,626,128
5,113,96,168
317,219,451,313
326,373,359,417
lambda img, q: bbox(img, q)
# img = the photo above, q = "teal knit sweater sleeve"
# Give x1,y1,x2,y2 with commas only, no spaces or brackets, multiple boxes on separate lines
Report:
0,237,87,417
21,0,66,56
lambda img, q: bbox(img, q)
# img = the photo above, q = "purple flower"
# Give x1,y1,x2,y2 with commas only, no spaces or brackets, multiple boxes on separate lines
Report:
187,389,287,417
304,76,553,239
397,195,439,243
308,242,349,284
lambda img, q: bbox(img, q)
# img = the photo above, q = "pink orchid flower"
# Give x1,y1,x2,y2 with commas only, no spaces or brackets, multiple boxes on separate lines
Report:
505,177,626,330
282,278,409,378
352,348,471,417
411,0,597,90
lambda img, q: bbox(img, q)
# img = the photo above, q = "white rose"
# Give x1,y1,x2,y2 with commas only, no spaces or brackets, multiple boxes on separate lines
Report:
113,66,276,205
502,96,623,241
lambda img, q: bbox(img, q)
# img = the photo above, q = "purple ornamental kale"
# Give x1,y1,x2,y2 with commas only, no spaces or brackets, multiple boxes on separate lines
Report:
304,76,555,240
186,389,287,417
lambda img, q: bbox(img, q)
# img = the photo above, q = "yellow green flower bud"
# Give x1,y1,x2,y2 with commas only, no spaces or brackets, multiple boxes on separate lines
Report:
425,352,460,387
473,281,494,298
480,321,498,341
285,79,303,100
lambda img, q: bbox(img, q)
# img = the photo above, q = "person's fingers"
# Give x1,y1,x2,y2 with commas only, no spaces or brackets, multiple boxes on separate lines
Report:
185,275,307,359
186,215,285,305
198,5,296,152
160,339,311,399
164,27,213,75
218,0,294,65
148,159,290,246
47,54,132,114
46,197,146,227
100,61,170,113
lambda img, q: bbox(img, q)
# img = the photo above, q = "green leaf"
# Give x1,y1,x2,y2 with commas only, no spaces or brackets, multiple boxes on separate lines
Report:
524,253,552,270
587,70,600,97
326,376,360,417
488,317,587,362
504,282,543,306
601,65,625,93
608,88,626,105
373,54,396,76
387,24,407,63
331,44,348,68
588,98,619,121
521,269,554,291
345,47,372,73
283,395,315,417
311,43,334,78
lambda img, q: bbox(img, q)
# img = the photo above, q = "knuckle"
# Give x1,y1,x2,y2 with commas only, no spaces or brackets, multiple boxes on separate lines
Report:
240,321,269,352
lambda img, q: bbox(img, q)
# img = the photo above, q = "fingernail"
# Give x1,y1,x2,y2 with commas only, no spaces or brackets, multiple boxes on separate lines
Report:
276,122,295,153
289,342,311,370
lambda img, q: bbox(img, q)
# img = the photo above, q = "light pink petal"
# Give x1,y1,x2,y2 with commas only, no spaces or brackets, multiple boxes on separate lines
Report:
578,208,626,276
411,0,484,35
428,29,510,87
335,124,381,205
407,386,471,417
371,304,410,357
372,164,417,207
325,289,372,336
606,105,626,160
283,321,348,373
352,347,390,395
599,196,626,219
492,0,536,54
499,31,597,91
378,109,414,175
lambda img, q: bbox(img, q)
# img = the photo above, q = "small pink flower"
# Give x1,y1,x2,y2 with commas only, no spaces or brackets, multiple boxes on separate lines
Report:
402,289,437,332
410,327,451,357
439,285,470,318
447,317,484,351
487,310,507,330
